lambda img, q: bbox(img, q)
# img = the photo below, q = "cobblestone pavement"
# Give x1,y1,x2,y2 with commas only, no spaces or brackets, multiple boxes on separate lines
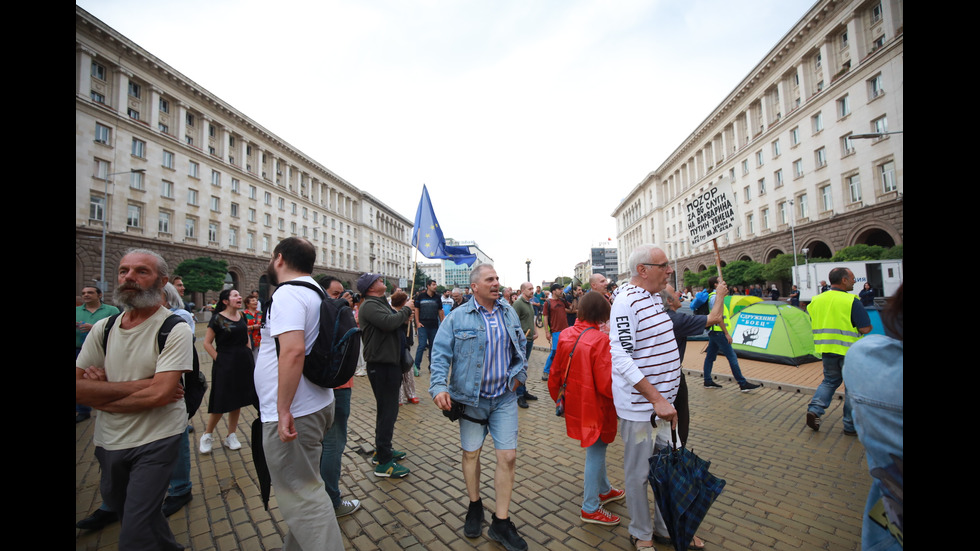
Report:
77,329,867,551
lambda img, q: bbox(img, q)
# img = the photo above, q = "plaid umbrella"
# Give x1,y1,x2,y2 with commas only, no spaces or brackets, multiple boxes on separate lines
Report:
648,425,726,551
251,418,272,510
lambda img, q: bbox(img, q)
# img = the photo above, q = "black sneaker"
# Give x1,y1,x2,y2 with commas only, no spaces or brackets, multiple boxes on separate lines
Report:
76,509,118,531
464,499,484,538
739,382,762,392
704,380,723,389
162,493,192,517
523,391,538,401
488,515,528,551
517,396,529,409
806,411,821,431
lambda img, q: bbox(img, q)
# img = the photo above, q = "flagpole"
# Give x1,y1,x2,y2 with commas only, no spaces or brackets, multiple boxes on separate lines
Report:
407,245,419,337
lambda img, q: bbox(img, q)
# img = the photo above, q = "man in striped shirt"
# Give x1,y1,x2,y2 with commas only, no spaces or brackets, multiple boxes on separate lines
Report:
610,244,704,551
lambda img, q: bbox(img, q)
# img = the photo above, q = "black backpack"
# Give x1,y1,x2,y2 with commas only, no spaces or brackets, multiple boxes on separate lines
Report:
102,313,207,419
270,280,361,388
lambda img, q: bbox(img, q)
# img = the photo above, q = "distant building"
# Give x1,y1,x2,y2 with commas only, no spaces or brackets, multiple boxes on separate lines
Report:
590,247,619,279
574,261,592,286
440,239,494,289
612,0,902,287
75,6,412,300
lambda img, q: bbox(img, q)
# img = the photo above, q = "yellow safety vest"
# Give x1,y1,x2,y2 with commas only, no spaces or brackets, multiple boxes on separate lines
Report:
808,289,862,355
707,291,730,333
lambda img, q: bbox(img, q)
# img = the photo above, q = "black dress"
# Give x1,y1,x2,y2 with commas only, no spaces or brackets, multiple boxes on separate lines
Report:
207,313,258,414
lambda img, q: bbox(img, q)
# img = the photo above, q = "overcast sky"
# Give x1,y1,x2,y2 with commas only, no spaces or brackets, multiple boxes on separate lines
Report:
79,0,815,286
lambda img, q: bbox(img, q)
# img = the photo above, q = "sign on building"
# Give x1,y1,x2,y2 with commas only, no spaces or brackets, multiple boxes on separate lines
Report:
685,185,737,247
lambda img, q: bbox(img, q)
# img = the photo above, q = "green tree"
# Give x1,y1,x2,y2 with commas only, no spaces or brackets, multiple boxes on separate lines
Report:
174,257,228,294
882,244,903,259
831,244,888,261
721,260,765,287
761,253,807,284
411,267,430,294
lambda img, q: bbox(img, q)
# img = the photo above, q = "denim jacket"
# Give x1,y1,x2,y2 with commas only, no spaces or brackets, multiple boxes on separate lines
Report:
428,297,528,407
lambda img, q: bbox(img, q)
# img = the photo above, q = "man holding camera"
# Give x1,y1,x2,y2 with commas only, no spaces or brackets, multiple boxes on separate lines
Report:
429,264,528,551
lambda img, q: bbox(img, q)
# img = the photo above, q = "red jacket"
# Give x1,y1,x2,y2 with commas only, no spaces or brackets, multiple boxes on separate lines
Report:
548,320,617,447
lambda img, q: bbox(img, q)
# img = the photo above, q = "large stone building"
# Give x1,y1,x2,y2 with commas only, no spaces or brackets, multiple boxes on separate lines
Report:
75,6,412,302
612,0,902,287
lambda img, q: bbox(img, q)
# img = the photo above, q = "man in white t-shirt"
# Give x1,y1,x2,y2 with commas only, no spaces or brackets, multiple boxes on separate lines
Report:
254,237,343,551
610,244,704,551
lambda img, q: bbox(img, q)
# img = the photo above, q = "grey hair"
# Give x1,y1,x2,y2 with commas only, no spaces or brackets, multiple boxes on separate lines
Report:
627,244,660,277
469,263,494,285
123,248,169,278
162,282,184,310
659,290,675,311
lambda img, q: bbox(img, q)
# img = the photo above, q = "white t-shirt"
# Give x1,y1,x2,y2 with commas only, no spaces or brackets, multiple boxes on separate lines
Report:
254,276,334,423
609,283,681,423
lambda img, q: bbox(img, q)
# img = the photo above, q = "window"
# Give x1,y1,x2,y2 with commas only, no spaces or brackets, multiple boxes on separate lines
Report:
210,196,220,212
798,194,809,218
790,126,800,146
231,178,240,194
812,112,823,134
91,61,106,80
185,218,197,239
94,123,111,145
758,178,766,195
209,124,216,137
291,202,297,215
131,138,145,158
91,91,105,104
208,146,216,156
762,208,770,229
130,171,144,190
278,197,285,210
159,211,171,234
847,174,862,203
879,161,897,193
779,202,789,225
161,180,173,199
841,134,855,156
868,74,884,99
94,159,110,179
741,159,749,175
247,232,255,250
871,2,883,23
189,161,199,178
264,192,272,206
263,235,270,253
264,213,271,227
743,185,751,201
756,150,764,167
159,98,169,113
839,30,849,49
229,227,238,247
836,96,851,119
815,147,827,168
249,185,257,199
278,218,285,230
821,184,833,211
229,136,235,147
211,170,221,187
230,203,239,218
186,113,195,126
127,108,140,121
872,115,888,135
291,222,297,234
89,195,105,221
185,136,194,146
128,82,141,99
187,188,198,206
209,223,219,243
158,123,169,134
746,213,754,234
248,208,256,222
162,150,174,169
793,159,804,178
127,204,142,228
772,139,781,158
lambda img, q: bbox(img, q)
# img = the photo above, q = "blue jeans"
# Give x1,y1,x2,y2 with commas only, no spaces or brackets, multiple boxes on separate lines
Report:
702,331,748,386
168,425,192,497
582,439,612,513
808,354,853,431
320,388,351,508
543,332,560,375
459,391,519,451
414,323,438,368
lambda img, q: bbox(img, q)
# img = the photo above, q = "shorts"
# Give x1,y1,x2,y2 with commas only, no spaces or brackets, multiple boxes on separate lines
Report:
459,391,519,452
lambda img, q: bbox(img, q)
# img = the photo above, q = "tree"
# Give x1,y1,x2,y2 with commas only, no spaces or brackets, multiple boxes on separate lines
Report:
761,253,811,284
411,267,430,294
882,244,903,259
174,257,228,294
720,260,765,287
831,244,888,261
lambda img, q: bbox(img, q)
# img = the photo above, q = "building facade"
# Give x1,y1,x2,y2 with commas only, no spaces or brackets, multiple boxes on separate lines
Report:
613,0,902,286
440,239,494,289
75,7,412,301
590,247,619,279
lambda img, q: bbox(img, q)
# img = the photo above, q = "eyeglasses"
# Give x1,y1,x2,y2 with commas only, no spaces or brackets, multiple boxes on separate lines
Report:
640,262,670,270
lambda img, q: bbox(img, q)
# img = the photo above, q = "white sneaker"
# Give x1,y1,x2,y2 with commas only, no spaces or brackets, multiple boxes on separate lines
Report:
335,499,361,517
223,433,242,450
199,433,213,454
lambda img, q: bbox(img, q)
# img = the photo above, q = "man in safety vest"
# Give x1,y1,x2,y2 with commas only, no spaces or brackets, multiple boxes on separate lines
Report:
805,267,872,433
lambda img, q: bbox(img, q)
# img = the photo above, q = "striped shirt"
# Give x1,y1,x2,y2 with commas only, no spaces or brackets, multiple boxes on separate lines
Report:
609,283,681,423
476,301,512,399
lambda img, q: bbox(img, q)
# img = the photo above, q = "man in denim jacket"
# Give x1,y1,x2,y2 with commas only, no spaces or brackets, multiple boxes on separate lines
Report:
429,264,529,551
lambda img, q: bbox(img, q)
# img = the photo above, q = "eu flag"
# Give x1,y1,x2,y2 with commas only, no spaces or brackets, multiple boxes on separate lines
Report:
412,185,478,266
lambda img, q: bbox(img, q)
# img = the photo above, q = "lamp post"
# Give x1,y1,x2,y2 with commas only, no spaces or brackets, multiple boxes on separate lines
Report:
788,198,799,291
525,258,531,282
99,168,146,292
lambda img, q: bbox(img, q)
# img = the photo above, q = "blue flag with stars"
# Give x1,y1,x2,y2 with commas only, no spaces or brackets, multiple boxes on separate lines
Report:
412,185,478,266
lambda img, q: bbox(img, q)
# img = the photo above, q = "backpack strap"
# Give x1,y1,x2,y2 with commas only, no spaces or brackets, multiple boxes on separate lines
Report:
101,313,191,370
272,280,325,358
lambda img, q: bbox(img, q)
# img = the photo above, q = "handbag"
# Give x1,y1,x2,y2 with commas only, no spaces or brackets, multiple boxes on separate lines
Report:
399,326,414,373
555,327,594,417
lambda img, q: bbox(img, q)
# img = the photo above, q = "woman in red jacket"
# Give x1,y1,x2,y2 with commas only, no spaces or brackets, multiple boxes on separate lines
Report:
549,291,624,526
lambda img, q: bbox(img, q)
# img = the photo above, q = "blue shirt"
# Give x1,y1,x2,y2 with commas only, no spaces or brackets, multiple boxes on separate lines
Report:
476,301,511,399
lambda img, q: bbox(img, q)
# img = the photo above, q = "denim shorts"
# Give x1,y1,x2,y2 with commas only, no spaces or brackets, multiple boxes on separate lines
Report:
459,391,519,452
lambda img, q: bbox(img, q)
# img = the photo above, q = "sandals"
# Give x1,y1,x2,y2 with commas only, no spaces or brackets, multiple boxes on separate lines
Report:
629,535,656,551
653,532,706,550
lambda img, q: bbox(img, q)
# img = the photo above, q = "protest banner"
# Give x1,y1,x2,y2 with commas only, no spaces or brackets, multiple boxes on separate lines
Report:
685,184,737,248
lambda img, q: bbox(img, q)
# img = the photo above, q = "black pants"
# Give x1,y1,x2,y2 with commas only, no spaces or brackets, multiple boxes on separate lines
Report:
366,362,402,464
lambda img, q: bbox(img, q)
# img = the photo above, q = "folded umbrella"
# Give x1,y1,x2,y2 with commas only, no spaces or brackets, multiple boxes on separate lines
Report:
251,418,271,510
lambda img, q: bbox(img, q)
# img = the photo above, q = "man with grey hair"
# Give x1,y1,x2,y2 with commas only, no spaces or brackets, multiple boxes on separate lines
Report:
430,264,529,551
75,249,193,550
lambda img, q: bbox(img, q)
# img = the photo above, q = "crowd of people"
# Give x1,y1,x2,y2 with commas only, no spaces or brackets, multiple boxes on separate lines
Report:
76,239,901,551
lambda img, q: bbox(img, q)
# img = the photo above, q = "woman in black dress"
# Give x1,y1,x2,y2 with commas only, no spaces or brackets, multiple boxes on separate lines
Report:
199,289,257,453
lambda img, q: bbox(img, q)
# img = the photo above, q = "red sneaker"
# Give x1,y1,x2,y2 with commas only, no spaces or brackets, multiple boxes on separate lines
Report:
409,397,420,404
599,487,626,505
580,506,620,526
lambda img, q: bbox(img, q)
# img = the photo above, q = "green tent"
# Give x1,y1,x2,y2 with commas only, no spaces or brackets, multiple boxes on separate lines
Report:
725,295,762,319
730,301,820,366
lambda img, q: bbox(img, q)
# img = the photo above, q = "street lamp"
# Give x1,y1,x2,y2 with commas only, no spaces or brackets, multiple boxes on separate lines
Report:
525,259,531,282
99,168,146,292
788,198,799,291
